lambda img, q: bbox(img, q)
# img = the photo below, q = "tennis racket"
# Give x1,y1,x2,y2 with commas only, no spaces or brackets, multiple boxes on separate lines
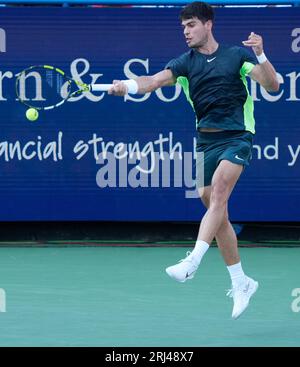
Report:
15,64,113,110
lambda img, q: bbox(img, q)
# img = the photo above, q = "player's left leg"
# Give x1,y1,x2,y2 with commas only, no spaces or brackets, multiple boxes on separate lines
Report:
165,160,242,283
200,188,240,265
196,159,243,244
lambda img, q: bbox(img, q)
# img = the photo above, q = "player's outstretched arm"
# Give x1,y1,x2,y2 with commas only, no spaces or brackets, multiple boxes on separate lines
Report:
243,32,279,92
108,69,176,96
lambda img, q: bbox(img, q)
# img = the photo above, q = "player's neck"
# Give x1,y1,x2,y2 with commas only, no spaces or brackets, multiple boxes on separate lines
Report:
196,38,219,55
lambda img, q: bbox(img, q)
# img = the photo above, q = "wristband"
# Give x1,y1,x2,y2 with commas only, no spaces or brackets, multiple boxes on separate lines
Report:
256,52,267,64
122,79,139,94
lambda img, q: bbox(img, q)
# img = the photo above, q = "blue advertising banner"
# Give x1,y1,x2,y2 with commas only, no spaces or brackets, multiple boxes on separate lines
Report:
0,7,299,221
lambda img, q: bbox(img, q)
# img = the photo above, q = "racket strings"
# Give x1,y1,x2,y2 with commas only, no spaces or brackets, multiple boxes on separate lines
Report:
16,66,72,110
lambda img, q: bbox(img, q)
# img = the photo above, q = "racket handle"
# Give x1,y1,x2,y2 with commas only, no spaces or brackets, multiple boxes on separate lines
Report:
91,84,113,92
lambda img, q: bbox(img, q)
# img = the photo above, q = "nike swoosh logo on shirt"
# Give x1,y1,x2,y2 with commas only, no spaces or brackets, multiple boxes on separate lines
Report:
207,57,216,62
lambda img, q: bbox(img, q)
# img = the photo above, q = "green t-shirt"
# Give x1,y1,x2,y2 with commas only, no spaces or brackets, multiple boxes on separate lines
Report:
165,44,257,133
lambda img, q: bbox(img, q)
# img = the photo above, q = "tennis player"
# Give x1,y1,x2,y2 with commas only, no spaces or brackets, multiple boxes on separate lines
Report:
108,1,279,319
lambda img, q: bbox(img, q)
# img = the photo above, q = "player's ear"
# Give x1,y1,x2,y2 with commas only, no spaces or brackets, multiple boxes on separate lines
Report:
205,20,213,31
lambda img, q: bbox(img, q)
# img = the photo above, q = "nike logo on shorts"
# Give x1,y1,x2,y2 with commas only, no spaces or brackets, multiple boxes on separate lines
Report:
235,155,244,161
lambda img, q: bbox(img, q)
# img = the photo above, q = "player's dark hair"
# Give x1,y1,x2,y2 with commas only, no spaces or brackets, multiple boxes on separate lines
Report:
180,2,214,24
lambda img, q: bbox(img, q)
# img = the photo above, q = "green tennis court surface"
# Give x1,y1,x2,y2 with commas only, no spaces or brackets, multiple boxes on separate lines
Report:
0,246,299,347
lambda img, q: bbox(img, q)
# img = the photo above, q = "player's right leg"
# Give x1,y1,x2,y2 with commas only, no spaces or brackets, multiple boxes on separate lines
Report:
166,132,245,285
201,185,258,319
164,186,223,283
165,184,239,283
165,253,200,282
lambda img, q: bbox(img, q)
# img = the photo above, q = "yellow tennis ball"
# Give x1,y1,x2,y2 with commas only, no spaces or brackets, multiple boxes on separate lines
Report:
26,108,39,121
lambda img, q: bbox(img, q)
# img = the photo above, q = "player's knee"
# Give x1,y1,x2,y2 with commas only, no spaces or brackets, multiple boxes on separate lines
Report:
210,181,229,208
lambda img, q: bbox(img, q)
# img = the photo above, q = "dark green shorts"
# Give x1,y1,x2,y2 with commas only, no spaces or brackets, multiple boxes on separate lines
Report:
196,130,254,187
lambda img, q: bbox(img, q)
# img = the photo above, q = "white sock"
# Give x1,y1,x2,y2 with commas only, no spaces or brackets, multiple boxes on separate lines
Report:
227,262,246,287
191,240,209,265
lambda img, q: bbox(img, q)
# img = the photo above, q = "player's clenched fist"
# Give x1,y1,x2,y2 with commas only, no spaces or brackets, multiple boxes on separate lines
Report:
108,80,128,96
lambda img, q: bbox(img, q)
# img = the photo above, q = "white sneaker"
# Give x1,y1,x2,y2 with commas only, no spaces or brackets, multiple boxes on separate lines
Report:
165,251,199,283
227,276,259,319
